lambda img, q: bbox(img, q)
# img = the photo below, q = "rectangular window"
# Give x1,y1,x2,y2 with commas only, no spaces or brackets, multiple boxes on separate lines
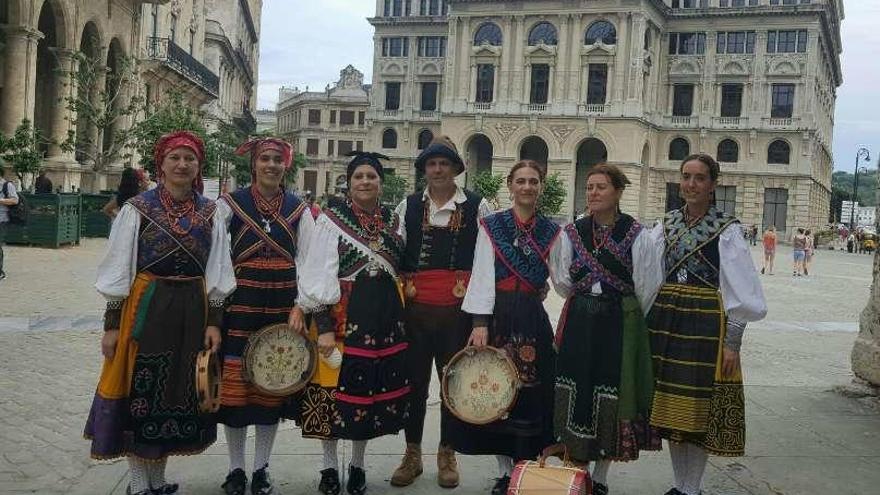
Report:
476,64,495,103
330,110,336,124
716,31,755,54
338,140,354,156
356,141,363,151
382,37,409,57
340,110,355,126
763,188,788,232
771,83,795,118
418,36,447,57
384,0,404,16
666,183,683,212
170,13,178,43
306,139,319,156
587,64,608,105
671,0,699,7
327,140,335,156
669,32,706,55
720,84,743,117
385,82,401,110
673,84,694,116
420,0,441,15
151,6,159,39
530,64,550,104
308,109,321,125
715,186,737,217
421,82,438,111
358,111,366,125
767,30,807,53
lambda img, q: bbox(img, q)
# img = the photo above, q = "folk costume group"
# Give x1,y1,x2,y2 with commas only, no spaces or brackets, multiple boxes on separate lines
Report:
85,129,766,495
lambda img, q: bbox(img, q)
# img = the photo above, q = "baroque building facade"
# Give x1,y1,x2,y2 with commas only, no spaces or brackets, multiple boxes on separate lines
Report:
362,0,842,233
0,0,261,192
277,65,372,198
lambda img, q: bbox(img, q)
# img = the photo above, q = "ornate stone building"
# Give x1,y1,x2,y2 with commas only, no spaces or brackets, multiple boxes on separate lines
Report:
364,0,842,232
277,65,371,198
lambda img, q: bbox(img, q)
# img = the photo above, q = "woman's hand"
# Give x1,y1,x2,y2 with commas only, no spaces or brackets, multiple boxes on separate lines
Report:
721,347,741,379
288,306,307,335
317,333,337,357
101,330,119,360
467,326,489,348
204,326,222,353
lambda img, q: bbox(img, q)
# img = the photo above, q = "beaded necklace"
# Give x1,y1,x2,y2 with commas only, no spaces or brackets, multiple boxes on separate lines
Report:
158,185,196,236
251,185,283,233
512,211,537,256
591,215,617,256
351,200,385,251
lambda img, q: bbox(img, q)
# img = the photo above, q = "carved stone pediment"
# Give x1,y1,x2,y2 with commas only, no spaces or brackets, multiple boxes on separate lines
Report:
668,56,704,76
550,125,575,144
380,62,407,76
526,43,557,57
766,54,806,77
582,43,616,56
716,55,754,76
472,44,502,57
495,123,520,142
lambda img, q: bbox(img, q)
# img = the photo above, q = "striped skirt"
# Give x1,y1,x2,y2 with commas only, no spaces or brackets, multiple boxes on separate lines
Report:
218,257,298,428
646,283,745,456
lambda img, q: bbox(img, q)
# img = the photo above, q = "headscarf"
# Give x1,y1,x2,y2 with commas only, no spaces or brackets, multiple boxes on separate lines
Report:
153,130,206,193
414,135,465,174
346,151,388,184
234,137,294,181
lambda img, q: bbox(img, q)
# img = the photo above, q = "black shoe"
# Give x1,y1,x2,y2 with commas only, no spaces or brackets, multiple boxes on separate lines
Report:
126,487,152,495
491,475,510,495
251,466,274,495
151,483,179,495
663,489,684,495
222,469,248,495
319,468,341,495
346,465,366,495
593,481,609,495
0,271,6,281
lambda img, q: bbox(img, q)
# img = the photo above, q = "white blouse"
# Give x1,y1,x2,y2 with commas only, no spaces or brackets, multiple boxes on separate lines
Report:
395,186,493,241
297,212,400,312
646,221,767,323
95,202,236,304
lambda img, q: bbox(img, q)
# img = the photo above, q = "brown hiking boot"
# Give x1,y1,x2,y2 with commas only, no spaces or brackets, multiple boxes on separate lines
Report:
437,445,460,488
390,443,423,487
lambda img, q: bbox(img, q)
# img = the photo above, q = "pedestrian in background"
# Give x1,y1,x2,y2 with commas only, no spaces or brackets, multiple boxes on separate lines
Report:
34,170,53,194
804,229,814,276
751,224,759,246
792,228,807,276
0,167,20,281
102,168,147,220
761,226,777,275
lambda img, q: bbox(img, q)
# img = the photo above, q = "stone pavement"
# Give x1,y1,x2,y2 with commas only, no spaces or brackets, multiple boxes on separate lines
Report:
0,240,878,494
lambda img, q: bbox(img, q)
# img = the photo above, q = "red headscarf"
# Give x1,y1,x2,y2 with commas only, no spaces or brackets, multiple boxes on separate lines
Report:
234,137,294,181
153,130,206,193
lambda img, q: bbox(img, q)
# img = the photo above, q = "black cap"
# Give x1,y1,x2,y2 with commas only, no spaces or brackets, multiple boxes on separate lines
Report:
414,135,465,174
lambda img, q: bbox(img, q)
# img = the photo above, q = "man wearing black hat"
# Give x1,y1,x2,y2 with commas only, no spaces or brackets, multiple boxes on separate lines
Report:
390,136,491,489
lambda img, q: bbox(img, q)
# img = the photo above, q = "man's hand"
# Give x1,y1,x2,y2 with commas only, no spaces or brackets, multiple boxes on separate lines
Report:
467,326,489,348
721,347,740,379
288,306,307,335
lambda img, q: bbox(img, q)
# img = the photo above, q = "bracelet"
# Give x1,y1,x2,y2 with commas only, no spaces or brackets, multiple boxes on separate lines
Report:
106,300,123,311
208,299,226,309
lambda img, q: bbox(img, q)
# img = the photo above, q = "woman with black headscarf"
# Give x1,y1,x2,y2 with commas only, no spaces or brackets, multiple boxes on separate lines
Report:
297,152,410,495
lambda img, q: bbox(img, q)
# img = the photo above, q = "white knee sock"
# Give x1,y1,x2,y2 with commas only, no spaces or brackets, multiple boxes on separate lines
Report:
496,455,514,478
681,443,709,495
668,441,689,491
127,457,150,494
592,459,612,485
147,458,167,489
225,425,247,473
350,440,367,468
322,439,339,471
254,423,279,472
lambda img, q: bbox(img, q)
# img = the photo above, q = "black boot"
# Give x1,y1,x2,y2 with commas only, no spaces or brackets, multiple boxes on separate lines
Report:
251,466,274,495
151,483,179,494
346,465,367,495
319,468,341,495
222,469,247,495
491,475,510,495
593,481,609,495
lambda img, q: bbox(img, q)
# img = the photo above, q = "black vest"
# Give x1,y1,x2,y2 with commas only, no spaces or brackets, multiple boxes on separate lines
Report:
402,190,482,272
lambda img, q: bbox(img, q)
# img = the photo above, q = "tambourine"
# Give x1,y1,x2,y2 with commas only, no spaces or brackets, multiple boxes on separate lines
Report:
195,349,222,414
441,346,521,425
241,323,317,396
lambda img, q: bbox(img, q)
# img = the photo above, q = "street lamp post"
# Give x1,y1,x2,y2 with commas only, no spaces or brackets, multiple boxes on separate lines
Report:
851,148,871,230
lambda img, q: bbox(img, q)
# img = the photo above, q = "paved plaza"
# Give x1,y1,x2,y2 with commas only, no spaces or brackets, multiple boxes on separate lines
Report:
0,239,878,494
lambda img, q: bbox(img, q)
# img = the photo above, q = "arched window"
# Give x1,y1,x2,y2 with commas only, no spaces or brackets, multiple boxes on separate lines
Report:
668,138,690,161
474,22,503,46
417,129,434,150
717,139,739,163
585,21,617,45
768,140,791,164
528,22,558,46
382,128,398,149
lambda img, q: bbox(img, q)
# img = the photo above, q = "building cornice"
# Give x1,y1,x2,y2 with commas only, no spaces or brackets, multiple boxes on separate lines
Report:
369,16,449,27
238,0,258,42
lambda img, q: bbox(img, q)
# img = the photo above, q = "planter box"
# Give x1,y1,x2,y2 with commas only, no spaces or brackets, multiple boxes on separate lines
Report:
80,193,113,238
5,193,82,248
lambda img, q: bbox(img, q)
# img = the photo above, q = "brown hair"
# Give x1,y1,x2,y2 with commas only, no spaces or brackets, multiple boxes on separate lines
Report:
507,159,547,183
680,153,720,182
586,163,630,190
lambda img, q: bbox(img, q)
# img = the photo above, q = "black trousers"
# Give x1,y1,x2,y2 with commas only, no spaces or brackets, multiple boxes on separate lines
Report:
403,302,471,446
0,222,6,273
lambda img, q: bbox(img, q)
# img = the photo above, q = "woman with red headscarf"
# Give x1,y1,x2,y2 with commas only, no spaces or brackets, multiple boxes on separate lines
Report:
215,137,315,495
84,131,237,495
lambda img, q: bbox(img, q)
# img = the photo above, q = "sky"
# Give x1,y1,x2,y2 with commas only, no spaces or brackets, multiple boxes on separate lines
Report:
256,0,879,173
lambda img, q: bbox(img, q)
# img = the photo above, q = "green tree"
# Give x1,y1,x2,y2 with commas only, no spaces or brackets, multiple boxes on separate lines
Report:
471,170,504,210
0,119,46,188
538,172,566,217
381,173,408,206
129,91,208,175
60,51,144,171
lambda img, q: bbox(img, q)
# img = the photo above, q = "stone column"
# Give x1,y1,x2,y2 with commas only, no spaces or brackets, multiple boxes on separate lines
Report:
0,27,42,135
46,49,77,159
853,188,880,386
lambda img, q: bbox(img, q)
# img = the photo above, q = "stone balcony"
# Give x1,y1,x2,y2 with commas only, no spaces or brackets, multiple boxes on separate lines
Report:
144,37,219,99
